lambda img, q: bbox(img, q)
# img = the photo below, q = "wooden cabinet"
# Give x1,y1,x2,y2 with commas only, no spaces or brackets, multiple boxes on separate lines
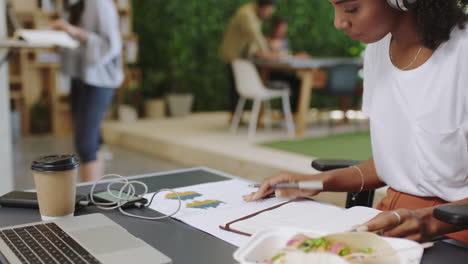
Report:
8,0,139,136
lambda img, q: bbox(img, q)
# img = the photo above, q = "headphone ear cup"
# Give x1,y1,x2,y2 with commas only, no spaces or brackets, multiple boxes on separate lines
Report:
386,0,400,10
387,0,417,11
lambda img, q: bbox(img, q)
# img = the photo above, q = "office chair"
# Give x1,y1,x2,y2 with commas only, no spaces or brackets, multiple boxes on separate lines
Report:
313,159,468,230
313,64,361,128
321,64,360,96
434,204,468,229
230,59,295,139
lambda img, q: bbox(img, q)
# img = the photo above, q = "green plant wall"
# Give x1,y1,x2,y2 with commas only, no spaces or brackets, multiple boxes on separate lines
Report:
133,0,364,111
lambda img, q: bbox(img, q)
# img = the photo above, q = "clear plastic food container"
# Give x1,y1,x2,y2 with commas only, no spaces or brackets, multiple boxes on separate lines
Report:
234,229,424,264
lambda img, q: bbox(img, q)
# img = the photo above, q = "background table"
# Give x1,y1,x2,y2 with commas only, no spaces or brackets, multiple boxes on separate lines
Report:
0,167,466,264
254,57,363,136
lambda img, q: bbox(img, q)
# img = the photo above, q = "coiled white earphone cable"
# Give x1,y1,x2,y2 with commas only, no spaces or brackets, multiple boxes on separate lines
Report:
88,174,182,220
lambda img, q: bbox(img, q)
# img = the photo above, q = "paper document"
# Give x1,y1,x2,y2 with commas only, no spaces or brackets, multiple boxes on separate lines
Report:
16,29,79,49
146,179,381,247
145,179,291,247
228,201,381,236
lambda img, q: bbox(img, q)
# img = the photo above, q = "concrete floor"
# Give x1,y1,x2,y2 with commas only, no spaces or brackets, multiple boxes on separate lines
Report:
101,112,385,208
12,136,185,190
11,111,382,207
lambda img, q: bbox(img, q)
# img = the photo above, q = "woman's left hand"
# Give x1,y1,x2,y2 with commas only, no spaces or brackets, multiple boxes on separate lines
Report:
50,19,78,36
356,208,436,242
51,19,71,31
50,19,88,43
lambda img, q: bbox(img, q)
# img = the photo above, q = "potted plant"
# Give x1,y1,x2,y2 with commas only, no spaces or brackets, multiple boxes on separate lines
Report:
165,64,194,118
30,94,51,134
118,85,140,122
143,70,167,119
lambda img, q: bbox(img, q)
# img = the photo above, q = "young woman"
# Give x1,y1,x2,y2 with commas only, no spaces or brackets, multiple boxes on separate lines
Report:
245,0,468,243
51,0,124,182
267,17,291,56
266,17,309,59
266,17,301,111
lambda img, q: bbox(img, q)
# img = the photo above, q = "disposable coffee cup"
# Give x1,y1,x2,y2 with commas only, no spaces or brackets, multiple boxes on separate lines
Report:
31,154,80,221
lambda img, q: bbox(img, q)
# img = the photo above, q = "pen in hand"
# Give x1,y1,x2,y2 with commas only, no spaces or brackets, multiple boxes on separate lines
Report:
249,181,323,190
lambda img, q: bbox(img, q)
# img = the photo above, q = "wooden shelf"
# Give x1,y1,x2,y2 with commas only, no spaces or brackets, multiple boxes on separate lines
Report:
9,76,22,84
8,0,139,136
33,62,60,69
9,90,23,100
41,11,59,18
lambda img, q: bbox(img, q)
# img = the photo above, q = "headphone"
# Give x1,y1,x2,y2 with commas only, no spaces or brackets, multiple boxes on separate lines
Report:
386,0,418,11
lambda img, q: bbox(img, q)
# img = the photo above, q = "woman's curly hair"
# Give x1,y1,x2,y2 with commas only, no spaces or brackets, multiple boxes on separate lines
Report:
415,0,468,49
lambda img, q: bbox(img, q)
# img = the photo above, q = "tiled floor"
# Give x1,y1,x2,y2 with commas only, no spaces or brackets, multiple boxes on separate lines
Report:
12,136,185,190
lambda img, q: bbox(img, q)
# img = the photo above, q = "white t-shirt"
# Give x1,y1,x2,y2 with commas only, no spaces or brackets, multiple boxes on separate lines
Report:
363,27,468,202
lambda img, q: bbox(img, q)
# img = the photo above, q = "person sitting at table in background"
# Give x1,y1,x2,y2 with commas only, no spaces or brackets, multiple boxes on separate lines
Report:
50,0,124,182
266,17,310,59
265,17,309,112
220,0,279,120
245,0,468,243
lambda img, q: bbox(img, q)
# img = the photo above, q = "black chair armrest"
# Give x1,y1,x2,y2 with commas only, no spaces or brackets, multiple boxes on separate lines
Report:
434,204,468,228
311,159,361,171
311,159,375,209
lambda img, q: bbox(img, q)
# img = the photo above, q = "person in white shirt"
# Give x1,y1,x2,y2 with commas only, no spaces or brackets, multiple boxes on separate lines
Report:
50,0,123,182
245,0,468,243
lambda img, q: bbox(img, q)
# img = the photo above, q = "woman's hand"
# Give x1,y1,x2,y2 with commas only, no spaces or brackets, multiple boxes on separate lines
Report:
50,19,74,34
243,172,326,202
356,208,437,242
50,19,86,42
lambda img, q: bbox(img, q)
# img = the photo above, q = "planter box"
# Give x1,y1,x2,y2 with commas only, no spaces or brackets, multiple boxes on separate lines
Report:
166,94,194,117
118,105,138,122
145,99,166,119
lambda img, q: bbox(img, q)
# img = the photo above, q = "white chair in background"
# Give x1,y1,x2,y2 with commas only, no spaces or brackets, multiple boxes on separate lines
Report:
230,59,295,139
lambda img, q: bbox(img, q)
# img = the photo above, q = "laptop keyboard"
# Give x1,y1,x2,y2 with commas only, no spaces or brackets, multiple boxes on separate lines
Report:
0,223,101,264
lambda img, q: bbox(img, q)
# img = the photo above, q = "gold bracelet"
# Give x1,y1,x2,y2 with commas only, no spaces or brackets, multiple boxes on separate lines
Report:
350,165,364,201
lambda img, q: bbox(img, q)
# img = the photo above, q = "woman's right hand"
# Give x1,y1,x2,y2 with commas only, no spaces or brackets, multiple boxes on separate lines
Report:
243,172,327,202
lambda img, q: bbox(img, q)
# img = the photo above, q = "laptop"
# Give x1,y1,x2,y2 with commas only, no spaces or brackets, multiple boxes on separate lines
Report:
0,213,172,264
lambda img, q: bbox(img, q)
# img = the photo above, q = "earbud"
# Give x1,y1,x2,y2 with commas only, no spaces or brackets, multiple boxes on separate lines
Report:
386,0,418,11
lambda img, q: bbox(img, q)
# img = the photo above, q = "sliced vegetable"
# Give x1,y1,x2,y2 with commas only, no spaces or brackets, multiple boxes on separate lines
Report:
338,247,350,256
286,239,300,247
271,253,285,261
331,244,346,254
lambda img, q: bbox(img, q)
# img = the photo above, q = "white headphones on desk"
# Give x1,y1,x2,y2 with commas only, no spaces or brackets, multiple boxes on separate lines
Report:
386,0,418,11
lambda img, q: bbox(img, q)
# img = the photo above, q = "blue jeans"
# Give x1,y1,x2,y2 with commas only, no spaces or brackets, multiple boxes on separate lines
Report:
70,79,115,163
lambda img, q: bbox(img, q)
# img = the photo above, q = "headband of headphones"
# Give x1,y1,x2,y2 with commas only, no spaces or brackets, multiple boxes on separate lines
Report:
386,0,418,11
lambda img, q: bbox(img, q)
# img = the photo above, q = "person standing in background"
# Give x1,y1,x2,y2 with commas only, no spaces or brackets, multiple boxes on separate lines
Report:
220,0,278,118
51,0,124,182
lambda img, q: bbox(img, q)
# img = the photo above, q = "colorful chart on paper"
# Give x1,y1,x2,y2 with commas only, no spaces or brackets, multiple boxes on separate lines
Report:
186,200,224,209
165,191,202,201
